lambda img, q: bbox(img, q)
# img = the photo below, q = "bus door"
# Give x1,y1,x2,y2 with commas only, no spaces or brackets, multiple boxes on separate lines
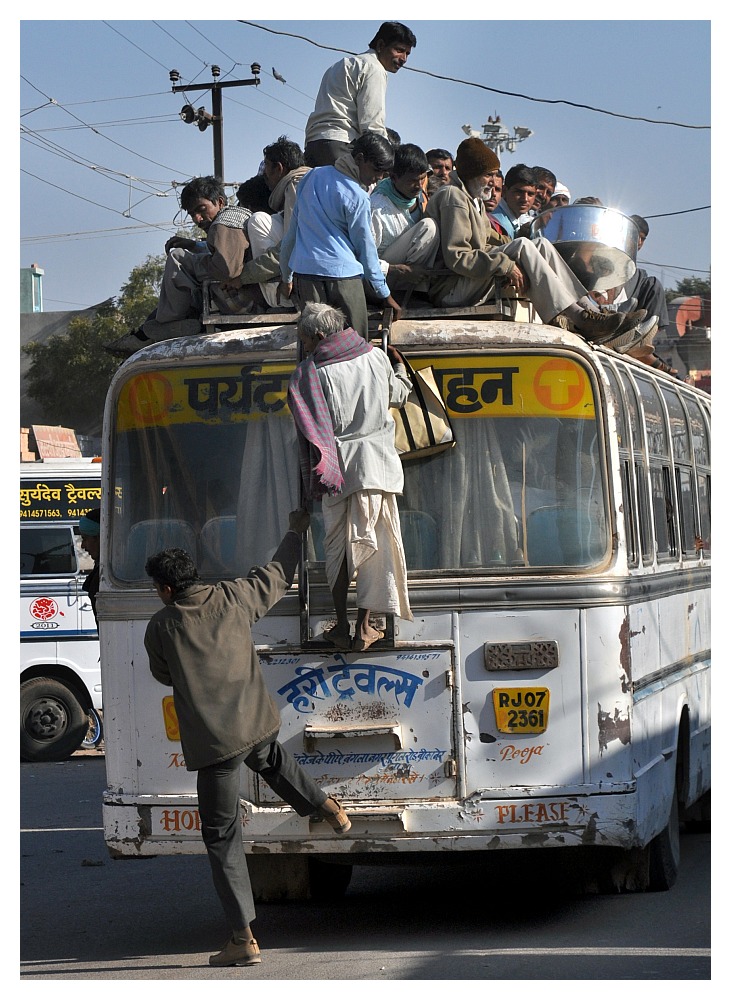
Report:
257,642,459,804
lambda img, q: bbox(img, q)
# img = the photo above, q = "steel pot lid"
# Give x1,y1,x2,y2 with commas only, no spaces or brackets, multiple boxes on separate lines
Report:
531,205,639,292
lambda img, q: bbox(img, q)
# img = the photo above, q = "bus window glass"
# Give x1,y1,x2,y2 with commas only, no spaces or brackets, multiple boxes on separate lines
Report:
697,474,711,552
636,376,676,560
635,377,669,458
620,372,653,563
661,386,696,557
20,526,77,576
661,387,691,463
398,354,610,570
676,467,697,554
602,364,637,566
685,397,710,466
109,354,611,581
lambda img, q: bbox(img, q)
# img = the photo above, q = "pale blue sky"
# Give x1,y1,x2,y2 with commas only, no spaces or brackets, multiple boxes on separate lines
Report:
20,15,712,312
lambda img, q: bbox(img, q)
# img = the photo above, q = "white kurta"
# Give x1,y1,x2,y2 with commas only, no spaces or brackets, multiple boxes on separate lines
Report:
316,349,410,497
317,348,413,620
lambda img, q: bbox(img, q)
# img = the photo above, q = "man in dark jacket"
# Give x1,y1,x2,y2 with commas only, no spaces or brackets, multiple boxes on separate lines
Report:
79,508,101,626
144,509,350,968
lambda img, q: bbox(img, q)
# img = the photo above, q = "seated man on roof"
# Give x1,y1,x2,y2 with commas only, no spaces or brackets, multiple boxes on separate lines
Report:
370,143,440,292
242,136,310,310
425,138,647,343
106,176,252,357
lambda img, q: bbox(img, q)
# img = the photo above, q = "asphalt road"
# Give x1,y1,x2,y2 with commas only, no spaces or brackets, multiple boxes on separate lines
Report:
20,753,711,982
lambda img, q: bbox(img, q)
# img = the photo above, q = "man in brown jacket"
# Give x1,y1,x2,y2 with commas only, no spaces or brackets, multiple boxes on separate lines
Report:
144,508,350,968
107,175,253,357
426,137,646,343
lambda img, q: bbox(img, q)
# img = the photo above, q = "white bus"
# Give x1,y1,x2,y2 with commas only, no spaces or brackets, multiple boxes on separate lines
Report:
98,310,710,896
20,458,103,761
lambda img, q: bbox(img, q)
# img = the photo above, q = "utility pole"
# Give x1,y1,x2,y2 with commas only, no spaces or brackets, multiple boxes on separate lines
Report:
169,64,261,181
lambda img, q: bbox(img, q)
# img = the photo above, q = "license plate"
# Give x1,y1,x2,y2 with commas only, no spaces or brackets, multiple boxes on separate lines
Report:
492,688,550,734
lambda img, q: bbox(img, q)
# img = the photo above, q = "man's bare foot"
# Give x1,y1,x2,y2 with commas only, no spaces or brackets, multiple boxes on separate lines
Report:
323,624,351,650
352,626,385,652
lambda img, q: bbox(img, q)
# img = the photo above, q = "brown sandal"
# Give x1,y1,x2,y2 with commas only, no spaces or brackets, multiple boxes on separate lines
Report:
352,629,385,652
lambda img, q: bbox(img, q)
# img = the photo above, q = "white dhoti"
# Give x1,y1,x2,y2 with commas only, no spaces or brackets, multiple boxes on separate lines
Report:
321,490,413,621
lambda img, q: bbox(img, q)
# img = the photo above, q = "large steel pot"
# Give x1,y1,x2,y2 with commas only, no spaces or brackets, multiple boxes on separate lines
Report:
531,204,639,292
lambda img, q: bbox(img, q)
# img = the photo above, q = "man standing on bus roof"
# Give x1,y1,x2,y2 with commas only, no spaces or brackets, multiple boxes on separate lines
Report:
143,510,351,968
303,21,416,168
288,303,413,652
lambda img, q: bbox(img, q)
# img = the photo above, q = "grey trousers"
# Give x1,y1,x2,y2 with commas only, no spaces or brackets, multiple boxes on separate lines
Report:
439,236,589,320
155,247,211,323
196,737,328,932
304,138,351,167
293,274,370,341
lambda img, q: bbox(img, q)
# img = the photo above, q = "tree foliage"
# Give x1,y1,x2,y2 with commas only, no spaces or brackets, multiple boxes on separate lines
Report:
22,254,165,433
666,275,711,303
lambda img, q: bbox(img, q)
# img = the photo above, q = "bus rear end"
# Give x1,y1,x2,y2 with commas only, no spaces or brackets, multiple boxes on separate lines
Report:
99,318,709,895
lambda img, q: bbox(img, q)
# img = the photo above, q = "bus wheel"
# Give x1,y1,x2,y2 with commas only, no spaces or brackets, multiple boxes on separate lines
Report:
682,789,711,833
81,708,103,749
20,677,88,763
647,779,681,892
308,857,353,901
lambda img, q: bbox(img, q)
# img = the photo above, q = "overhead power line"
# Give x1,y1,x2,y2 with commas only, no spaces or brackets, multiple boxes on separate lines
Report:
644,206,710,220
237,20,710,130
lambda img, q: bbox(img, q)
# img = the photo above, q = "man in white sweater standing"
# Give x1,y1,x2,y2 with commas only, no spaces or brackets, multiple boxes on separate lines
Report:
304,22,417,168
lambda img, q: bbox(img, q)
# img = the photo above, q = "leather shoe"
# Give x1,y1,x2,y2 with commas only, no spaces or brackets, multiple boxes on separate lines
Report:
104,329,153,358
318,796,352,834
572,309,625,343
209,937,261,967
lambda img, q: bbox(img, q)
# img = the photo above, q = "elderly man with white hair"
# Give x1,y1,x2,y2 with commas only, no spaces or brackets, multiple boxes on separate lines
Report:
287,302,413,652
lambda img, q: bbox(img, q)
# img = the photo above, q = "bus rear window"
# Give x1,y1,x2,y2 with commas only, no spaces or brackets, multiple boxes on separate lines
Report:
109,354,610,581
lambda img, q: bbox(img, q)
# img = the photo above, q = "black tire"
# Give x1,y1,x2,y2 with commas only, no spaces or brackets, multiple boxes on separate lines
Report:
648,780,681,891
81,708,103,749
308,858,353,901
20,677,89,763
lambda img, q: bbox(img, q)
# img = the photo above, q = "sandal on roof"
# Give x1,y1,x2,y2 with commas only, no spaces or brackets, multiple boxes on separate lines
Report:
648,355,679,376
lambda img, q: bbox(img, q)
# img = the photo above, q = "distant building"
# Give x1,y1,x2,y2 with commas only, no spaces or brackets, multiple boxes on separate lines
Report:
665,293,711,392
20,264,44,314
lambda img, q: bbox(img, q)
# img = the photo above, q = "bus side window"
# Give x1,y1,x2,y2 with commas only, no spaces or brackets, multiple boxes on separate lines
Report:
21,526,78,576
662,385,697,557
620,371,654,564
603,363,638,567
635,375,677,561
684,395,711,553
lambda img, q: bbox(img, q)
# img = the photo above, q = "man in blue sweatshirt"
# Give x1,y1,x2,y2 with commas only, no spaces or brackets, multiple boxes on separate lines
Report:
279,131,402,339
